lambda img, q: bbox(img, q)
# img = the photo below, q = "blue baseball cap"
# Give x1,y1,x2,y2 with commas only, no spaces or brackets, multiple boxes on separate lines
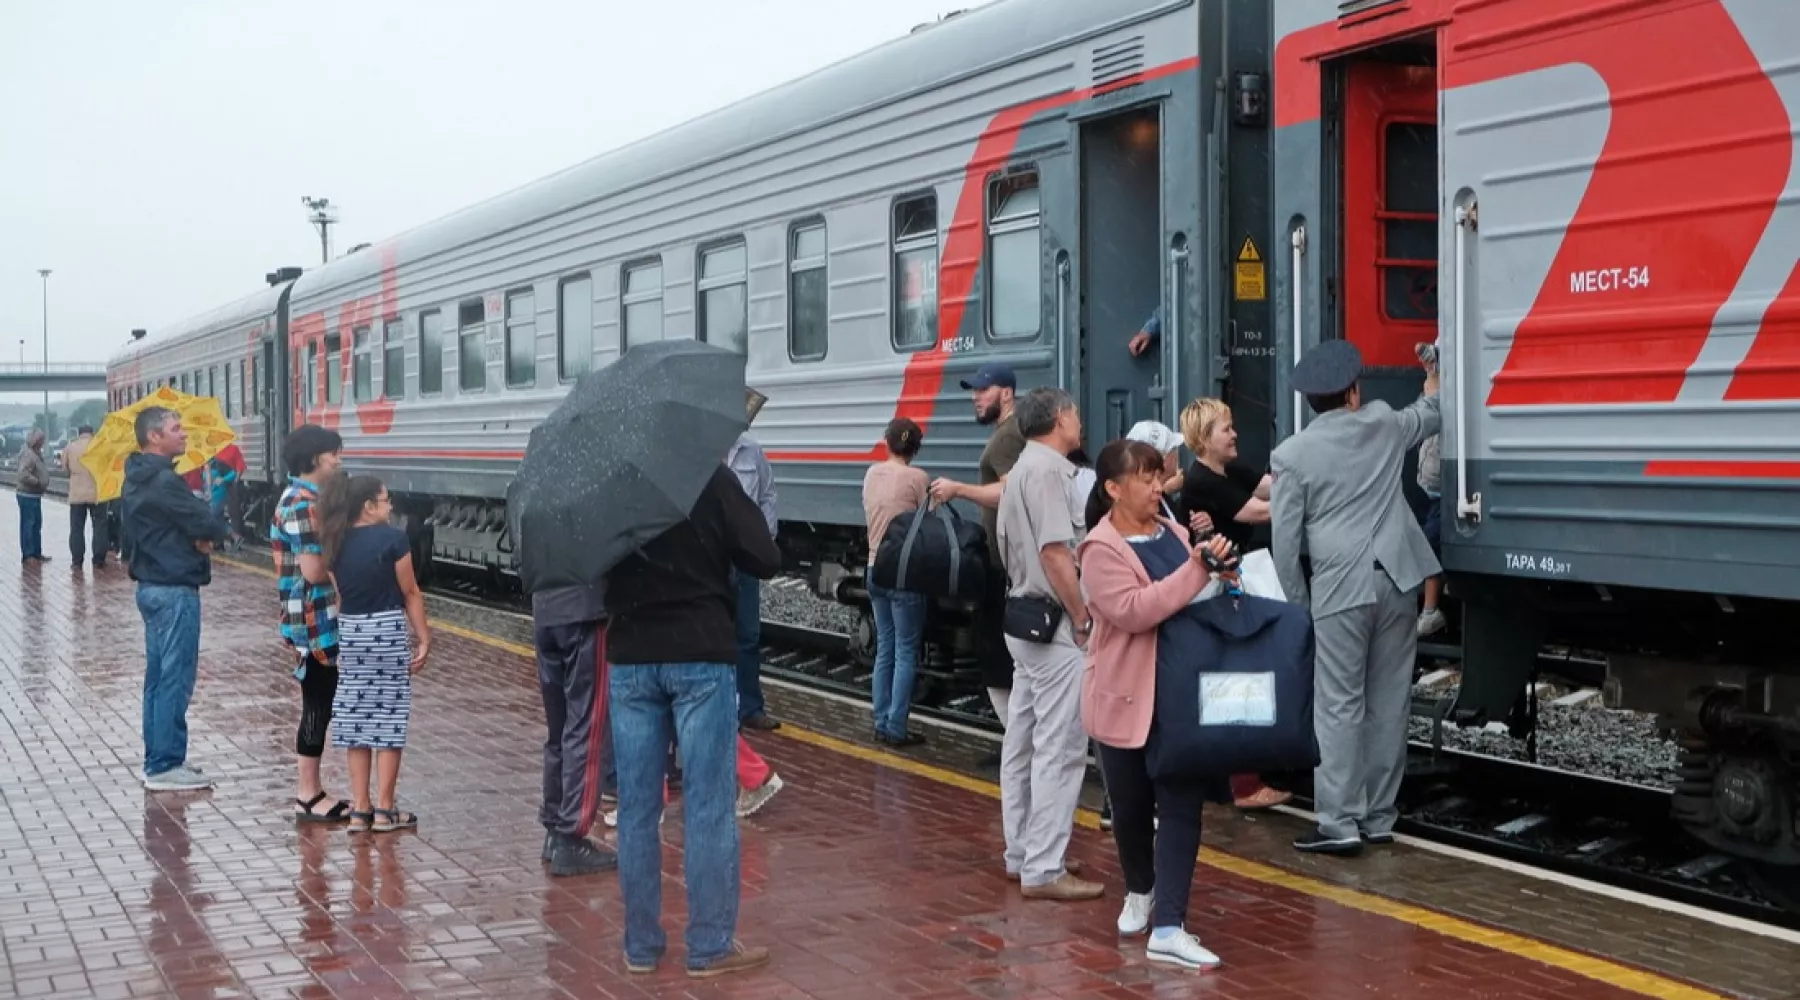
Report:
959,363,1017,392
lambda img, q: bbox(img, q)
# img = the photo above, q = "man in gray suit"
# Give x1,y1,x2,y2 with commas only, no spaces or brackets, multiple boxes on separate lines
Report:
1270,339,1440,856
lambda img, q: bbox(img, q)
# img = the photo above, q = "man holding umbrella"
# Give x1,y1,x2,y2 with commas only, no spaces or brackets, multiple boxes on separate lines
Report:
508,341,781,978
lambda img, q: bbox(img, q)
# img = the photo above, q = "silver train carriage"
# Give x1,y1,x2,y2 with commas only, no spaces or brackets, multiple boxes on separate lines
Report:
107,0,1800,883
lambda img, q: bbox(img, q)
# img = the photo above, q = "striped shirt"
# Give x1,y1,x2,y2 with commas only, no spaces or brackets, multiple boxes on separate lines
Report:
271,477,339,658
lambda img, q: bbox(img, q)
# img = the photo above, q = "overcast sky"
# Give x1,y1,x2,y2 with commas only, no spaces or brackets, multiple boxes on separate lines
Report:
0,0,957,399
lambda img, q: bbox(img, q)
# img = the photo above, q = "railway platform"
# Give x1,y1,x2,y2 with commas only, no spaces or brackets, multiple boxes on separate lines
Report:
2,499,1796,1000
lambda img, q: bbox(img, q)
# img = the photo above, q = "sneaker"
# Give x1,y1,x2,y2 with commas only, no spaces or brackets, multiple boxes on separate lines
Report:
624,955,659,975
1417,607,1447,637
602,808,618,828
549,835,619,877
736,774,785,818
143,766,213,792
687,940,770,979
1147,928,1222,970
740,714,781,732
1019,873,1105,901
1117,891,1153,937
1293,829,1363,856
541,831,556,864
1361,830,1396,846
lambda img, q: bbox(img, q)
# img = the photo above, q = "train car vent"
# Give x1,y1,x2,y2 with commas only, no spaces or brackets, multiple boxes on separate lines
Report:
1338,0,1406,16
1091,36,1145,90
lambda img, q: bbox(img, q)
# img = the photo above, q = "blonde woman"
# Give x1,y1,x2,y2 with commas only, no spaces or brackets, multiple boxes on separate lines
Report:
1174,398,1291,812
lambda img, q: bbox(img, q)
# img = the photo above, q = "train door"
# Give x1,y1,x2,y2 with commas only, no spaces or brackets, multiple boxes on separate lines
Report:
1076,105,1167,441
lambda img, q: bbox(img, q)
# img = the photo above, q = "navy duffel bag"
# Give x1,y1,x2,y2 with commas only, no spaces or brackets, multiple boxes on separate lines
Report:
1144,592,1319,782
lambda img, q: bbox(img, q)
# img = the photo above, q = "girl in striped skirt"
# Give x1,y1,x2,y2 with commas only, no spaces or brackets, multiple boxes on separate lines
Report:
319,474,432,834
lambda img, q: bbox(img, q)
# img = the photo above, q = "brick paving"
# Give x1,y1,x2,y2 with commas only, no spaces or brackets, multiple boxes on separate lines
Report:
0,499,1766,999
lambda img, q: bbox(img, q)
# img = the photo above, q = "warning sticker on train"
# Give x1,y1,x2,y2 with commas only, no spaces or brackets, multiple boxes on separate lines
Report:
1234,235,1265,301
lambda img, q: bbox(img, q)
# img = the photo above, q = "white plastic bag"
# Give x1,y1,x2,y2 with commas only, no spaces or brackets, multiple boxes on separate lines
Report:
1234,549,1288,602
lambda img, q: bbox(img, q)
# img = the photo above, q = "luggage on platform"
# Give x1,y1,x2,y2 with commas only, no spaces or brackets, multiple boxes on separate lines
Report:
1145,591,1319,781
870,503,989,601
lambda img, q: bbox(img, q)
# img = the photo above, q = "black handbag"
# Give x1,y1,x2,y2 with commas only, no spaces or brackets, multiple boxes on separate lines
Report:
1002,594,1063,643
871,503,988,600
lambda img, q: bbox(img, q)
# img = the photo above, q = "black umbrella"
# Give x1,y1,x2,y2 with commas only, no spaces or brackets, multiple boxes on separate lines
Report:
507,340,748,594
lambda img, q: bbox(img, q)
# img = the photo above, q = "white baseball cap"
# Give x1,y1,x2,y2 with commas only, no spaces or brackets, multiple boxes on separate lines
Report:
1126,420,1181,456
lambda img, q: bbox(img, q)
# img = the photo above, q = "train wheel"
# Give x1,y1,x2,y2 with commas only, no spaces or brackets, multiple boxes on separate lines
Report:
849,608,875,668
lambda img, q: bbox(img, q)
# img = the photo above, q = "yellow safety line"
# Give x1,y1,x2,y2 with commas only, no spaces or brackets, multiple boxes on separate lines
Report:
213,556,1724,1000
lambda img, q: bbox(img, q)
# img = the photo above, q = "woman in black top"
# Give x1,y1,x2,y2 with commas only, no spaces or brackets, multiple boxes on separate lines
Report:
1177,398,1272,554
1175,398,1291,812
318,474,430,834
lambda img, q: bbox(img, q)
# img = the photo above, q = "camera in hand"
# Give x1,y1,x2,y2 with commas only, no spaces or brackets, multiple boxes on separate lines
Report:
1201,536,1241,573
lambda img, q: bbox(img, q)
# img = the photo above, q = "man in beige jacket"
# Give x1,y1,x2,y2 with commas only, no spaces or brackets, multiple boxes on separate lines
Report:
61,424,108,567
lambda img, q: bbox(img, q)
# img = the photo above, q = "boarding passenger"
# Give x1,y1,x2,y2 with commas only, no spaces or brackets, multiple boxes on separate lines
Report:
1079,439,1237,970
1129,307,1162,359
929,362,1025,751
1270,340,1439,855
120,406,231,791
862,417,930,747
16,428,49,563
318,474,431,834
727,388,780,732
62,424,108,567
1174,400,1292,812
531,577,621,876
604,461,782,978
995,387,1100,900
271,425,351,823
1413,343,1446,637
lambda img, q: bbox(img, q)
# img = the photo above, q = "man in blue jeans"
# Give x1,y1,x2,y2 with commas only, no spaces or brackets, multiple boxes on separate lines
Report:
119,406,230,792
605,462,781,978
726,388,780,731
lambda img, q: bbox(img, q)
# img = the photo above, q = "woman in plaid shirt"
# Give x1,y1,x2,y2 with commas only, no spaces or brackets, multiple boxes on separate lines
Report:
271,425,350,823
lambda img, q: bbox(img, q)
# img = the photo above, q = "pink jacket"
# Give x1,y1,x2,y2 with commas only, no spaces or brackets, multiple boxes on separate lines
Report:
1077,516,1213,749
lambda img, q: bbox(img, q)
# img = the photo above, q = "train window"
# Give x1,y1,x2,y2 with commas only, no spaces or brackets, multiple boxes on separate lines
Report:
324,334,343,405
419,310,444,395
1381,121,1438,323
506,288,536,388
893,195,938,351
789,222,827,362
223,365,233,416
238,360,247,417
352,325,373,401
987,171,1042,341
698,241,748,355
558,274,593,381
303,345,317,405
249,357,258,415
458,299,486,393
207,366,217,400
382,319,404,399
181,372,191,395
622,260,663,352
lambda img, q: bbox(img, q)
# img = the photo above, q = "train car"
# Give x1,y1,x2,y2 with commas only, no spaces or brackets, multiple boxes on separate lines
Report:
1271,0,1800,896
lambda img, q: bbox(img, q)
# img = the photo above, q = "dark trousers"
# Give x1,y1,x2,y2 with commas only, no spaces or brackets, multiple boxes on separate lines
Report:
536,619,609,838
1096,742,1207,931
70,503,109,564
733,571,765,721
295,650,338,757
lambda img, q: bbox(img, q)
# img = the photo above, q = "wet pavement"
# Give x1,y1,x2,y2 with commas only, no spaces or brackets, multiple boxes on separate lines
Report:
0,499,1777,999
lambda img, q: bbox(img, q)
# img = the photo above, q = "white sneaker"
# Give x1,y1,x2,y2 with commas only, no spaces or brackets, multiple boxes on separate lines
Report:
1147,928,1221,970
143,766,213,792
1117,891,1153,937
1417,608,1447,637
736,773,785,818
602,808,617,828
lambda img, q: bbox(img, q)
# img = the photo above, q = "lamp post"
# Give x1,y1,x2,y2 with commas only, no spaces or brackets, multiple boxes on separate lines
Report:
37,269,50,437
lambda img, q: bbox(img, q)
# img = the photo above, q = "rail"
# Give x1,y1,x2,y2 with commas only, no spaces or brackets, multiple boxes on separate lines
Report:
0,362,107,375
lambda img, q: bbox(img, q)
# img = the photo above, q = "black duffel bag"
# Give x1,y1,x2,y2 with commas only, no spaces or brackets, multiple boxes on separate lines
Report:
870,503,989,600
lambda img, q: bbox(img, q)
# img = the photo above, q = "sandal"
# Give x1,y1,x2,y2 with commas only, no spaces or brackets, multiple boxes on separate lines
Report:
293,791,352,824
371,807,418,833
1234,786,1293,811
346,810,374,834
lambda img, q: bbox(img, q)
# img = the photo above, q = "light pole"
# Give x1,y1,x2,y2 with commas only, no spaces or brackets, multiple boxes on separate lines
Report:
301,196,338,264
37,269,50,438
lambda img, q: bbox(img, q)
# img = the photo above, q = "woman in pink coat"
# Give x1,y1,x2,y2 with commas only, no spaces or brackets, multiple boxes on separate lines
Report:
1078,439,1235,972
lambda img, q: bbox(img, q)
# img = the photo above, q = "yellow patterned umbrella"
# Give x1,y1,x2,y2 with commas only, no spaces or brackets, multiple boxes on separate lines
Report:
81,386,237,502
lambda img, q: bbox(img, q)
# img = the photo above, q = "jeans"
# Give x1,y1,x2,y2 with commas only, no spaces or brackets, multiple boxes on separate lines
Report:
733,571,765,721
70,502,108,563
17,495,42,559
137,584,202,777
867,582,925,738
609,661,740,969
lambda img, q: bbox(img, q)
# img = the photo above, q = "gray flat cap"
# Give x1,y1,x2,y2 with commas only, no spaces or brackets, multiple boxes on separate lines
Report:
1291,339,1363,396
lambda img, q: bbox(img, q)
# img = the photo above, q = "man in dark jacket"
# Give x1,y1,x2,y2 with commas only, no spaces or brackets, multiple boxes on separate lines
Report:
532,580,619,877
121,406,230,792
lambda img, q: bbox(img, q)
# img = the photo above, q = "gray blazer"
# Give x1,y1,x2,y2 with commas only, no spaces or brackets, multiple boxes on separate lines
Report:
1269,395,1442,617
